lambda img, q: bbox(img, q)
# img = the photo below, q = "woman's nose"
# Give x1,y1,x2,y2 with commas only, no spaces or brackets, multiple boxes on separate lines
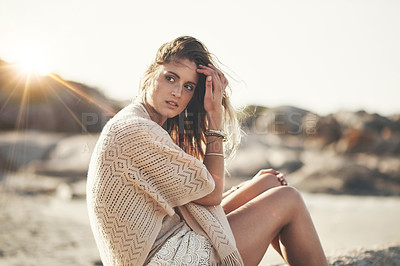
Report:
172,86,182,97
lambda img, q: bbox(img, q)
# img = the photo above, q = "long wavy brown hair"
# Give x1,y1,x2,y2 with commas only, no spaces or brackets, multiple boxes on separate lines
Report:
139,36,240,160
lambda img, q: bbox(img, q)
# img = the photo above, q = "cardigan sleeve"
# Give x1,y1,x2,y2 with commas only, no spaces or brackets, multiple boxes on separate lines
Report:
106,116,215,216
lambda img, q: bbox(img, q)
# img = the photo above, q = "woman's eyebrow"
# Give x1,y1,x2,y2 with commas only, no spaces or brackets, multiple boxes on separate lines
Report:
187,81,197,87
167,71,180,79
167,71,197,86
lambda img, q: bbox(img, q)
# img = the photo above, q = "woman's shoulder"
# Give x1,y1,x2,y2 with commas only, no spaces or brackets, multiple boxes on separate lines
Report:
103,102,165,139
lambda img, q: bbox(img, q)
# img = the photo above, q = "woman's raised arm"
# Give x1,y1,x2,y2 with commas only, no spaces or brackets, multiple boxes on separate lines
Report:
193,64,228,206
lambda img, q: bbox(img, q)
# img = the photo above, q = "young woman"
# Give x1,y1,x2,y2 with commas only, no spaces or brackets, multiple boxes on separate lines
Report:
87,36,328,266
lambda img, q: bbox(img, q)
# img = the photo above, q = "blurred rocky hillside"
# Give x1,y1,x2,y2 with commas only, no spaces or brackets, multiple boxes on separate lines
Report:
228,105,400,195
0,59,399,196
0,59,123,133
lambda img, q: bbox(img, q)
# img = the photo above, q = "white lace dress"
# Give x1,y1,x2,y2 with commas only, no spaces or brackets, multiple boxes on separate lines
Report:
146,224,212,266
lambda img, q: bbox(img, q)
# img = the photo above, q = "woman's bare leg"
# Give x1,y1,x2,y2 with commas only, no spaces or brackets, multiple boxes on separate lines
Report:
223,170,289,259
222,169,282,214
222,171,327,266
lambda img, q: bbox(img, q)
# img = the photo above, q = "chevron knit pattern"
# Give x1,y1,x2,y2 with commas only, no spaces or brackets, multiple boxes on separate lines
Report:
87,103,244,266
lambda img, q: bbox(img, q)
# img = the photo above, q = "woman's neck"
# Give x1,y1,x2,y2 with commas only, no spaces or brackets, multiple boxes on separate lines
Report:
140,100,166,126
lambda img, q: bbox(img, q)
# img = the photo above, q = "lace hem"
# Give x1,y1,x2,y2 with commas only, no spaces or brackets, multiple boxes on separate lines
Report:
146,224,212,266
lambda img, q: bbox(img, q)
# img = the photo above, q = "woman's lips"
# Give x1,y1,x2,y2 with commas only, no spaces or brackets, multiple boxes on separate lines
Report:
166,100,178,108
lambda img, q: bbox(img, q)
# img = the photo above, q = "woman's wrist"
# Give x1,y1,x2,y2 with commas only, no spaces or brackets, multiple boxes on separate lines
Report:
206,111,223,130
206,135,224,154
205,129,227,142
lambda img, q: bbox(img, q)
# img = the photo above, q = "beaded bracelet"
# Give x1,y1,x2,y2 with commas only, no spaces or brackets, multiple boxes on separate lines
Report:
205,129,227,142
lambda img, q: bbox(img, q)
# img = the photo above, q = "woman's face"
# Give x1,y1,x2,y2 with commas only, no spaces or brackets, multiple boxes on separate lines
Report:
144,58,198,125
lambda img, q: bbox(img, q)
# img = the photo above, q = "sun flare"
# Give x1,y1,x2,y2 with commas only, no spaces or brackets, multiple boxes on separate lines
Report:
14,48,50,76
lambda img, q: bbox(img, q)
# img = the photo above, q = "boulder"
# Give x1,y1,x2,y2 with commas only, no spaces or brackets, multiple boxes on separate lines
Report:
336,129,380,154
290,151,400,196
226,133,304,178
304,114,342,148
252,106,310,136
226,143,270,178
333,110,400,155
328,244,400,266
0,131,64,172
28,134,99,179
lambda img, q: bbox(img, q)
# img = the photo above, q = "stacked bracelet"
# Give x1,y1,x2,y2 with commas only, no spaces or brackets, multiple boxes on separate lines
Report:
205,129,227,142
205,152,224,157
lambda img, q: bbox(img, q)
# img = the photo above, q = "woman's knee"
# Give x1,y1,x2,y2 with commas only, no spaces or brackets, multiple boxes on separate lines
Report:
237,186,306,230
269,186,306,213
275,185,302,199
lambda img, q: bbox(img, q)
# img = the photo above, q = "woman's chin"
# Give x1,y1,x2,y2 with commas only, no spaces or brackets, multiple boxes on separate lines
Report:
166,110,183,119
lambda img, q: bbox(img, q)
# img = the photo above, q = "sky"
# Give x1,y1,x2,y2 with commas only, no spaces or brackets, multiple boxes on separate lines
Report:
1,0,399,116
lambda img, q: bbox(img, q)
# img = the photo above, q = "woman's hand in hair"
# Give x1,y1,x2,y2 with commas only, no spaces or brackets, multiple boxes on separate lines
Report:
196,64,227,206
197,64,228,129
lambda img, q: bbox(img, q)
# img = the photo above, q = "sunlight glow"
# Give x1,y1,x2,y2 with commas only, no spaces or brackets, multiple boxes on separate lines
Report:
14,47,50,76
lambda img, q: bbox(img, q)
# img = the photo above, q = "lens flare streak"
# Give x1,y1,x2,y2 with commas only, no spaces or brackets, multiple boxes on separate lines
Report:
48,74,116,116
0,63,118,178
47,84,90,134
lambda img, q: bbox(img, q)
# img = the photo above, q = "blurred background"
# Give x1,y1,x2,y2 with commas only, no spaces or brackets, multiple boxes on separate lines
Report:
1,0,399,265
1,0,399,115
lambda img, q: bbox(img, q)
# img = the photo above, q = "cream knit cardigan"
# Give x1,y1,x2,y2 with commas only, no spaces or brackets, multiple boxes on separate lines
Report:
87,103,244,266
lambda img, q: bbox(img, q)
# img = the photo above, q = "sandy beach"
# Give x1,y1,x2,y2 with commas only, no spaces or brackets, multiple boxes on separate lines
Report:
1,172,399,266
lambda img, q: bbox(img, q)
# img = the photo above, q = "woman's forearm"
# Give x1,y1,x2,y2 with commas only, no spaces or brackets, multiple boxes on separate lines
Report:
194,135,225,205
194,111,225,205
193,64,227,205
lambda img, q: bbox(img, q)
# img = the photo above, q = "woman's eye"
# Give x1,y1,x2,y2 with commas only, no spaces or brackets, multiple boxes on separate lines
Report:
166,76,175,82
185,84,194,91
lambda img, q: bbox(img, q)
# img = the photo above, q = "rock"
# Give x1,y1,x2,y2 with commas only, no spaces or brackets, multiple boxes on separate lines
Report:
227,133,304,177
290,151,400,196
377,156,400,178
304,114,342,148
336,129,380,154
278,160,304,174
243,106,343,149
333,110,400,155
328,244,400,266
269,244,400,266
226,143,270,178
1,172,68,196
0,131,64,172
29,134,99,179
263,147,303,173
231,106,400,196
254,106,310,136
0,130,99,180
332,110,392,132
